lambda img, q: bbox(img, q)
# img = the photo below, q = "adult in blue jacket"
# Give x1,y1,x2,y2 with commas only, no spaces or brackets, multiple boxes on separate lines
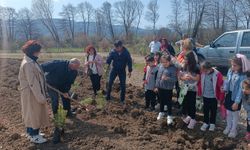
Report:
41,58,80,117
106,41,133,104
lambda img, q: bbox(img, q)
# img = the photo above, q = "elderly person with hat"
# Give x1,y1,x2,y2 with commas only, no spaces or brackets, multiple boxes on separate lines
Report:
84,45,104,97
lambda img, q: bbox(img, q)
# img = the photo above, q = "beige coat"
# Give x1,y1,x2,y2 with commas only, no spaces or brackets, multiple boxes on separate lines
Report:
18,55,49,129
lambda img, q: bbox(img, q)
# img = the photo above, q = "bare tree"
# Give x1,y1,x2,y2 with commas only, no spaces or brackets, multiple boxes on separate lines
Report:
145,0,159,35
95,9,105,39
238,0,250,29
60,4,77,46
17,8,37,41
3,7,16,41
101,1,115,41
32,0,60,47
170,0,183,37
183,0,207,38
114,0,143,40
135,0,144,37
226,0,241,30
77,1,94,36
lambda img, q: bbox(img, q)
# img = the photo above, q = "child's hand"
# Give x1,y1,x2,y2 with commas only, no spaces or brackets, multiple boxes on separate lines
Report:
232,103,238,111
161,75,169,80
154,88,158,93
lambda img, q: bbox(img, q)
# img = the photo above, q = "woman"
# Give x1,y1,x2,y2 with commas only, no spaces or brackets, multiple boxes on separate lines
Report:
84,45,104,97
18,40,49,144
160,38,176,57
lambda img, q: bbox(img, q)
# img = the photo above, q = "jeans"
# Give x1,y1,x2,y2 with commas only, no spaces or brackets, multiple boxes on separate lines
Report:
90,74,102,95
106,69,126,102
48,89,71,115
27,127,39,136
203,97,217,124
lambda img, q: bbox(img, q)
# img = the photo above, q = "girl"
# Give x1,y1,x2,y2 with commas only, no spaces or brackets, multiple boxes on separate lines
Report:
180,51,200,129
198,61,225,132
160,38,176,57
144,56,158,110
18,40,49,144
223,54,247,138
84,45,104,97
154,51,162,66
155,54,177,125
242,79,250,140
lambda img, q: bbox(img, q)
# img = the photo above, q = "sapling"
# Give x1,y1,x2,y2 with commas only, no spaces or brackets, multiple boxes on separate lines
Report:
53,104,67,144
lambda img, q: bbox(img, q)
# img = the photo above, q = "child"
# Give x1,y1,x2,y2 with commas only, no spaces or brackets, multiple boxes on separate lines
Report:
223,54,248,138
144,56,158,111
155,54,177,125
154,51,162,66
242,79,250,140
180,51,200,129
198,61,225,131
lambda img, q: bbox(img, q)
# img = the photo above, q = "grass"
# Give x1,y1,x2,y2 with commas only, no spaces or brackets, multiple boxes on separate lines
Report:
133,63,145,71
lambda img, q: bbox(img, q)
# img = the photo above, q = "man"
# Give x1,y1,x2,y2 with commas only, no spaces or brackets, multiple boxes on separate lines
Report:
106,40,132,104
149,36,161,54
41,58,80,117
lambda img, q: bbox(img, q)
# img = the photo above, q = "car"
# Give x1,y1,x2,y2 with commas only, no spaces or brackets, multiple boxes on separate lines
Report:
197,29,250,68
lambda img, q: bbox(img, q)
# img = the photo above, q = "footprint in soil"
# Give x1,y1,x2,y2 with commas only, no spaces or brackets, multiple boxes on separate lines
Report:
112,126,127,134
9,133,21,141
130,108,144,119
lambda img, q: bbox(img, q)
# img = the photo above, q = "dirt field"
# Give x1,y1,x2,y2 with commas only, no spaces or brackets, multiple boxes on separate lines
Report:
0,58,249,150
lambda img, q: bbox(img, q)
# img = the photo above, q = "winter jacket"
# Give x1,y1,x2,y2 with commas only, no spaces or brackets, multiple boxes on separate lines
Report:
198,68,225,101
41,60,77,93
106,47,133,72
155,64,177,90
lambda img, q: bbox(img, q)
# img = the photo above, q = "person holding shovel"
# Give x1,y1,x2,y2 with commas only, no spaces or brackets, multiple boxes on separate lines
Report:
106,40,133,105
18,40,49,144
41,58,80,117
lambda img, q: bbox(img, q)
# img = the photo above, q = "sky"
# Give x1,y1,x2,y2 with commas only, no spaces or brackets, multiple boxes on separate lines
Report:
0,0,172,29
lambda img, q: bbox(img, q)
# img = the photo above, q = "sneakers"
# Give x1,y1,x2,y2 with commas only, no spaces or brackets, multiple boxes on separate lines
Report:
208,124,215,131
200,123,209,131
157,112,165,120
223,126,231,135
187,119,196,129
245,132,250,140
167,116,173,125
228,130,237,138
183,116,191,124
30,135,47,144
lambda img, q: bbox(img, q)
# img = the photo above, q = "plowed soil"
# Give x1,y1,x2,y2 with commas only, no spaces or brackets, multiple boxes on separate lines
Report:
0,58,248,150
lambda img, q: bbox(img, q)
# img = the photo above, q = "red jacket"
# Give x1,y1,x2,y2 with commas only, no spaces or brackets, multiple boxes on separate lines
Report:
197,68,225,101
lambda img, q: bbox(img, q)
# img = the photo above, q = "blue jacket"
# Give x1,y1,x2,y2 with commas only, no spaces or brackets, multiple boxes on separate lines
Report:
41,60,77,93
224,69,246,104
106,47,133,72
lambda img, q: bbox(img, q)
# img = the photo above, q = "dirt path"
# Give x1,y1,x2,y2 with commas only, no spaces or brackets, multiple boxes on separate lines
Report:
0,58,249,150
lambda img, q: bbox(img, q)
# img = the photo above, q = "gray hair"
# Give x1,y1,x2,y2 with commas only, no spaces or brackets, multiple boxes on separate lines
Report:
69,58,80,65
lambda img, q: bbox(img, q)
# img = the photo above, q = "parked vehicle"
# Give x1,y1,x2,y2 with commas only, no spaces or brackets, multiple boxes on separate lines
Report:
197,29,250,68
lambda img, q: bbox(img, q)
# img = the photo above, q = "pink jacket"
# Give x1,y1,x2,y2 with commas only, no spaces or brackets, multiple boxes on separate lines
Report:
84,54,104,76
197,68,225,101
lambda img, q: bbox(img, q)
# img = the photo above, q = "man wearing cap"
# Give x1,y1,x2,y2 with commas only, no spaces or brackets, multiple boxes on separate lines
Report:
41,58,80,117
106,40,133,104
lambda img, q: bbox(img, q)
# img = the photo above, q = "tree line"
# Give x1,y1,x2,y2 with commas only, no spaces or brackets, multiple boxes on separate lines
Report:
0,0,250,51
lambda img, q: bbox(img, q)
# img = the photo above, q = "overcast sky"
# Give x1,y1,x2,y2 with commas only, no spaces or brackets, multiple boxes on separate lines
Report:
1,0,172,29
